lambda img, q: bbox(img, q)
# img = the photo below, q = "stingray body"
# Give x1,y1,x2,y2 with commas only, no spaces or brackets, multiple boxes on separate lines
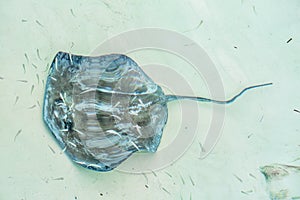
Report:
43,52,271,171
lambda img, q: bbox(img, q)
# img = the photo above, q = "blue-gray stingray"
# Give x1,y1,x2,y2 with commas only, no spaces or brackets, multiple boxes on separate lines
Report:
43,52,272,171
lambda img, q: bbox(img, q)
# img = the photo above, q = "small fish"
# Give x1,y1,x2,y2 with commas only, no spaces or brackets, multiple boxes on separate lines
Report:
52,177,64,181
32,63,38,69
152,171,157,177
142,173,148,184
161,187,170,195
28,105,36,109
294,109,300,114
287,38,293,43
241,190,253,195
37,49,42,60
249,173,256,179
183,20,203,33
14,129,22,142
70,9,75,17
37,100,40,107
24,53,29,63
184,42,195,46
252,6,257,14
36,74,40,84
70,42,75,49
21,19,27,22
35,20,44,27
44,63,50,72
164,171,172,178
259,115,264,122
180,175,185,185
17,80,28,83
31,85,34,94
196,20,203,29
199,142,205,152
101,1,111,9
22,64,26,73
0,76,4,80
233,174,243,183
14,96,19,105
189,176,195,186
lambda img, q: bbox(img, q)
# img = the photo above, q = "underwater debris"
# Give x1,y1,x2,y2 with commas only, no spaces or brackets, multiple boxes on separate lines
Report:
260,164,300,200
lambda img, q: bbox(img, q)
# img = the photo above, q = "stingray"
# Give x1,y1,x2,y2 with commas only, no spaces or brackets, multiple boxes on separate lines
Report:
43,52,272,171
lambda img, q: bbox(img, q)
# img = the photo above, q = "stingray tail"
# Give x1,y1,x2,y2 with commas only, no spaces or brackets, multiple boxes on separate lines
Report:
165,82,273,104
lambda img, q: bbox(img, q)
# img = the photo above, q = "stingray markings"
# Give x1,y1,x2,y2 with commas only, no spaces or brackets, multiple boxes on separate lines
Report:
43,52,272,171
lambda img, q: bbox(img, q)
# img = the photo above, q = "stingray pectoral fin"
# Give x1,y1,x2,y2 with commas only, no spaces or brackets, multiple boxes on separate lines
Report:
166,82,273,104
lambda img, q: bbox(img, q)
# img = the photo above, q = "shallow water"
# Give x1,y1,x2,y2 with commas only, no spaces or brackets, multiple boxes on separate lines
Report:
0,0,299,199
